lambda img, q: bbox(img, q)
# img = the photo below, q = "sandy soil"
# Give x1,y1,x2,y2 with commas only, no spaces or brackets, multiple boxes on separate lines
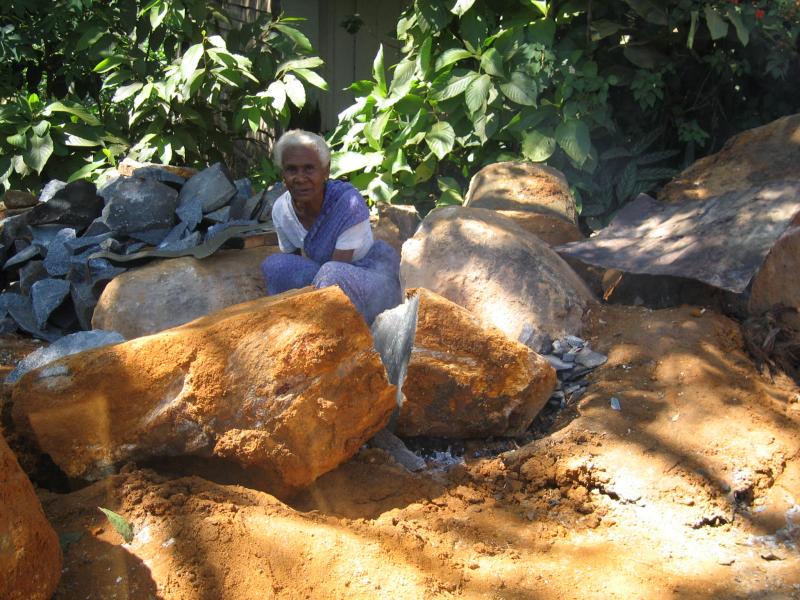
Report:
5,304,800,599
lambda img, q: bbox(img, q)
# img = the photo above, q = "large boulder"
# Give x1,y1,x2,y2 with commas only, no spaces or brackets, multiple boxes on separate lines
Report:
1,434,62,600
12,287,396,490
748,222,800,329
92,246,279,339
493,210,583,246
396,288,556,438
659,113,800,203
372,203,422,254
464,161,578,224
401,207,594,349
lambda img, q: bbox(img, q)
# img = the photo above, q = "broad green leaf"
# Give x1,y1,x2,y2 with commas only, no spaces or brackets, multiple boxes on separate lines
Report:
133,83,154,110
417,37,433,76
414,153,438,183
417,0,453,33
273,23,313,52
388,59,416,100
32,120,49,137
367,174,396,203
555,119,591,166
451,0,476,16
93,56,125,73
499,72,537,106
431,72,478,101
591,19,624,41
623,45,667,69
425,122,456,160
365,111,392,150
68,160,107,182
181,44,205,80
521,129,556,162
687,10,699,49
528,18,556,46
6,132,27,149
390,149,412,174
616,161,637,202
726,8,749,46
434,48,474,72
207,35,227,48
465,74,491,115
44,102,101,126
294,68,328,90
149,1,168,28
75,26,105,52
112,82,144,103
23,133,54,174
284,75,305,109
245,107,261,133
480,48,504,77
623,0,667,25
703,5,729,40
98,507,134,543
277,56,324,75
373,45,387,94
530,1,548,17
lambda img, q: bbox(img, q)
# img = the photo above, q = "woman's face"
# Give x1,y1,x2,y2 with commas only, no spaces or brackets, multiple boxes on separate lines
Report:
281,146,329,209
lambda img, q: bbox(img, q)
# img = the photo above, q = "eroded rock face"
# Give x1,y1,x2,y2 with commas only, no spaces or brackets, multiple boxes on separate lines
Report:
12,287,396,489
372,203,422,254
464,161,578,224
401,207,594,348
396,288,556,438
749,223,800,329
659,113,800,203
493,210,583,246
92,247,279,339
1,435,62,600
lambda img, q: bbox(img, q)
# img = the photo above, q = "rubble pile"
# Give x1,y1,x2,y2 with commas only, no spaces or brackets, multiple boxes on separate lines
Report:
0,161,280,341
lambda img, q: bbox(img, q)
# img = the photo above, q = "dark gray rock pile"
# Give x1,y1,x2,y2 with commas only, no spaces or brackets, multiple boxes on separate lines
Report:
539,334,608,408
0,162,280,341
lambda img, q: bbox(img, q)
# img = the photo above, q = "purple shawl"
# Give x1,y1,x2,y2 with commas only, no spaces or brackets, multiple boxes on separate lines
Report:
303,180,369,264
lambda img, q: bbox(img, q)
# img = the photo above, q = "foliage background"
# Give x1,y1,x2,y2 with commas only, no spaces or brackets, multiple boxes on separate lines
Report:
2,0,800,229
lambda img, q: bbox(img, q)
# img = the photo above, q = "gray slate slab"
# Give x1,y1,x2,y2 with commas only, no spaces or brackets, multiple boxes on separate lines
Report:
370,293,420,408
158,230,201,252
128,227,170,246
25,180,103,229
38,180,67,203
5,329,126,384
65,232,114,252
205,206,230,223
19,260,47,295
31,278,71,328
178,162,236,213
4,244,41,269
70,282,97,330
83,218,112,237
133,165,186,187
175,201,203,230
100,177,178,235
556,182,800,293
43,228,77,276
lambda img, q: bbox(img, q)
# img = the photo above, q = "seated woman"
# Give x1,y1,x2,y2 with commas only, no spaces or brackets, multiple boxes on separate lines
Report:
261,130,402,324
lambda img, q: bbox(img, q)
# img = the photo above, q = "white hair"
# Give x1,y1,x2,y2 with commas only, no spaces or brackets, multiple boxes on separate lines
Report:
273,129,331,169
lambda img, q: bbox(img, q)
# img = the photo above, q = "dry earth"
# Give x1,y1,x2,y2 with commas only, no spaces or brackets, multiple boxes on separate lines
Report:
3,303,800,599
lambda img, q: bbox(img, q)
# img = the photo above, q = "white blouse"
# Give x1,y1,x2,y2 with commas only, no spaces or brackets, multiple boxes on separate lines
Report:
271,191,374,261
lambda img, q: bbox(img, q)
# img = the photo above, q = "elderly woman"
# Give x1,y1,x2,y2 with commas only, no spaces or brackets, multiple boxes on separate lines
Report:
261,130,402,324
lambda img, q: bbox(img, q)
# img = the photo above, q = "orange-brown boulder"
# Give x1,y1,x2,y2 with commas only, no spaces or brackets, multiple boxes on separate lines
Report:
92,247,279,339
464,161,578,224
494,210,583,246
12,287,396,489
401,207,594,350
659,113,800,203
396,289,556,438
1,434,62,600
372,203,422,254
748,223,800,330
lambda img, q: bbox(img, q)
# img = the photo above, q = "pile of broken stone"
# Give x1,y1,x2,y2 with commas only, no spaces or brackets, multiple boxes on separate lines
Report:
0,159,279,341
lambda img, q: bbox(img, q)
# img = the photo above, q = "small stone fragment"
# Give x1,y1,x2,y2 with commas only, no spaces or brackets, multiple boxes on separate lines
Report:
205,206,230,223
19,261,47,295
610,397,621,411
575,348,608,368
3,245,40,269
6,329,125,384
31,279,71,328
544,354,574,371
3,190,38,209
178,162,236,213
176,201,203,230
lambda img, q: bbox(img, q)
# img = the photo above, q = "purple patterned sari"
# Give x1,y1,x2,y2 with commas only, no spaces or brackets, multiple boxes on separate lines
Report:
261,180,402,324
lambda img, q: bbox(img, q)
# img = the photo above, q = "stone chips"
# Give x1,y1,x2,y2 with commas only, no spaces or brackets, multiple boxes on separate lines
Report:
11,286,396,490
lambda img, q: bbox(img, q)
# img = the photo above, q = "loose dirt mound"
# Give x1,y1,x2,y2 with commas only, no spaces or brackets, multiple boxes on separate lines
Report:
20,305,800,598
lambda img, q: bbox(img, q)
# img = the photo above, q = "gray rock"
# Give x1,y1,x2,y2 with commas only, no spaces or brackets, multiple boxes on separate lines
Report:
100,177,178,235
205,206,230,223
370,293,420,407
175,201,203,230
30,225,64,249
3,190,38,209
158,230,201,252
255,183,287,221
544,354,574,371
125,242,146,254
4,245,40,269
204,220,256,242
1,214,31,249
65,232,114,252
369,428,425,471
31,278,71,328
234,177,253,203
157,222,191,248
70,282,97,330
5,329,125,384
178,162,236,213
561,352,576,363
565,335,586,348
38,180,67,203
0,317,17,335
87,258,125,282
575,348,608,368
229,191,263,221
99,238,122,253
25,180,103,229
43,228,77,276
82,218,112,238
4,293,40,336
19,260,47,295
128,227,170,246
133,165,186,187
96,174,123,202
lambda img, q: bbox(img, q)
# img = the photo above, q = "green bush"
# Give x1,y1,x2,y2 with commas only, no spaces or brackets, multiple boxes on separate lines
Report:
0,0,326,193
328,0,800,227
